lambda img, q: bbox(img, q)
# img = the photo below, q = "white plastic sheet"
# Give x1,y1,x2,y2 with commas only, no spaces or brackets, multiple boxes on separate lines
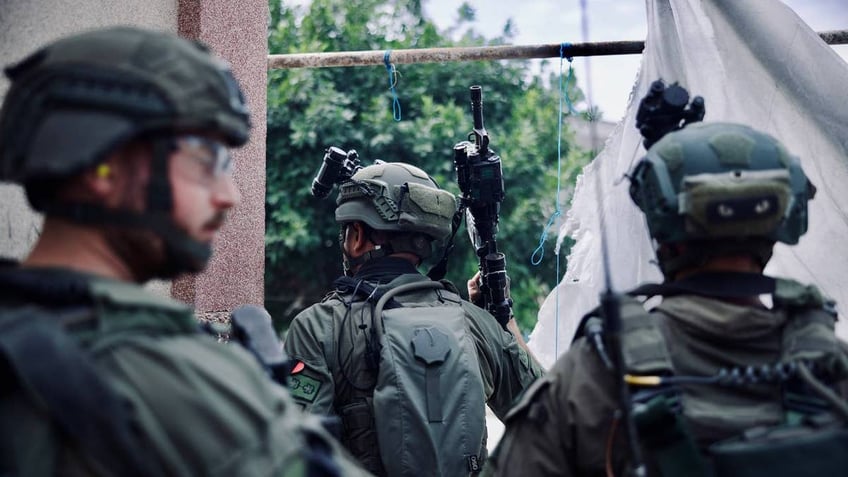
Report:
530,0,848,368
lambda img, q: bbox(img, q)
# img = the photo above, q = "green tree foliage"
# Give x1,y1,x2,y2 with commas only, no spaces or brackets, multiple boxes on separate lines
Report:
266,0,591,333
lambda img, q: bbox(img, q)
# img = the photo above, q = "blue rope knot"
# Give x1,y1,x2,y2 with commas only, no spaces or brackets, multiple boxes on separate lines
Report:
560,42,577,115
531,209,563,265
560,42,574,63
383,49,402,121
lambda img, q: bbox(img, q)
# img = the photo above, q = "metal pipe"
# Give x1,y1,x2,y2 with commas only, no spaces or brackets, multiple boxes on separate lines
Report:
268,29,848,70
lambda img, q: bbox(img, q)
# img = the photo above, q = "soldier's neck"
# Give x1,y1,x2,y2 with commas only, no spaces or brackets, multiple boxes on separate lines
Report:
673,255,765,307
24,218,138,283
674,255,763,280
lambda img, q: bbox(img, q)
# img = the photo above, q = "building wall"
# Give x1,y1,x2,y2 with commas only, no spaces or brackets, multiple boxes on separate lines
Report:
173,0,268,319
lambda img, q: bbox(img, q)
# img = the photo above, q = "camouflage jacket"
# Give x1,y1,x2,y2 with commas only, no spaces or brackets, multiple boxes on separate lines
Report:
489,287,848,477
0,262,370,477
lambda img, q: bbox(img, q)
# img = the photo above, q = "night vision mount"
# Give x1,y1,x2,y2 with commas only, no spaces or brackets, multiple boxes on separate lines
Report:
311,146,363,199
636,79,705,149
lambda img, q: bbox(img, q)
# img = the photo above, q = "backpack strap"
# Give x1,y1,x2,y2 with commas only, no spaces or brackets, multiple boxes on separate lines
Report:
372,280,448,337
0,307,164,477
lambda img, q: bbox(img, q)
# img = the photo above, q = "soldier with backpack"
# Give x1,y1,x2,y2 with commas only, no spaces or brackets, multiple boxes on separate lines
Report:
0,27,368,476
488,122,848,476
283,161,543,477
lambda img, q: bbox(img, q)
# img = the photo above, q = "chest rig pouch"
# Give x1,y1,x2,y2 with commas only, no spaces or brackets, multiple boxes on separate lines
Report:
578,273,848,477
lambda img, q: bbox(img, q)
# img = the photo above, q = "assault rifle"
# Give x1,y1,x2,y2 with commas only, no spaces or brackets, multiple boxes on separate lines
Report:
229,305,293,385
453,85,512,330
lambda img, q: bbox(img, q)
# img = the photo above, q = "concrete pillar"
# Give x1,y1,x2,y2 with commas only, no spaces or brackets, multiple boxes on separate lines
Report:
173,0,268,320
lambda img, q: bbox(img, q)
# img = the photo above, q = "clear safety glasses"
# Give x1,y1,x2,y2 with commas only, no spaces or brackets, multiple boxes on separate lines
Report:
174,135,233,180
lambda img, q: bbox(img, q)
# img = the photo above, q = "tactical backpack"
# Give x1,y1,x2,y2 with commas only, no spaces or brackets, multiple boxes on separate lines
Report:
332,278,487,477
578,272,848,477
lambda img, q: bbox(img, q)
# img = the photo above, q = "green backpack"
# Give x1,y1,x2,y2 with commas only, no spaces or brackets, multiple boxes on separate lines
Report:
370,281,487,477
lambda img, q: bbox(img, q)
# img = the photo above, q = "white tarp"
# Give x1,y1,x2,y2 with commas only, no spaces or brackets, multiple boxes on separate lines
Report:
530,0,848,368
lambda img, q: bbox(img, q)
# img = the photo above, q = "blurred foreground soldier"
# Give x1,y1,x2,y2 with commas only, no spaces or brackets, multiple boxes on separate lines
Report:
284,161,543,476
0,27,367,476
489,123,848,476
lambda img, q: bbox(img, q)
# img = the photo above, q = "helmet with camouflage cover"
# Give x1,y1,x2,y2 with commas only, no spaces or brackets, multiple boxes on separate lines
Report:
0,27,251,277
335,162,457,266
628,122,815,275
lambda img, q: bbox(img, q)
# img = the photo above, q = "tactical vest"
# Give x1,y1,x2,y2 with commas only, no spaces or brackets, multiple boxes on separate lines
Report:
328,279,487,477
0,306,164,477
579,272,848,477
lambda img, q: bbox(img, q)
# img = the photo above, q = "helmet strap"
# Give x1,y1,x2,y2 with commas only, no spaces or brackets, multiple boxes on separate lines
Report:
342,245,392,277
427,206,465,281
38,136,213,279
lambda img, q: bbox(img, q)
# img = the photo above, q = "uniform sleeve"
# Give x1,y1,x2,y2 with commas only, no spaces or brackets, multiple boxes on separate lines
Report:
283,304,337,415
487,338,626,477
462,302,544,419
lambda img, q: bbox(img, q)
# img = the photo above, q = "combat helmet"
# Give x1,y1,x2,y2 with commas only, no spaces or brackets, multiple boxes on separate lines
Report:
335,162,457,269
0,27,251,276
0,26,250,185
628,122,815,275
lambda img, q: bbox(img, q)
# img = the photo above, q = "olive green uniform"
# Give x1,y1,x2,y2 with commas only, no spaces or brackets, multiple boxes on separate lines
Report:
489,292,848,477
284,258,543,474
0,263,369,477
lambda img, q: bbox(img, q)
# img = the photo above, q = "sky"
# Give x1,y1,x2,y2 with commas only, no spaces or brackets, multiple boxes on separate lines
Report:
423,0,848,121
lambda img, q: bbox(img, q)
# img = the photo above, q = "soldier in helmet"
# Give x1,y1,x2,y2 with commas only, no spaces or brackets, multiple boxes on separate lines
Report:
488,123,848,476
0,27,367,476
283,161,543,476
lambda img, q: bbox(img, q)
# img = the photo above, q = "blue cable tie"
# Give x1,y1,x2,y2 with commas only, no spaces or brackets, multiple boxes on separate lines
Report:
383,50,402,121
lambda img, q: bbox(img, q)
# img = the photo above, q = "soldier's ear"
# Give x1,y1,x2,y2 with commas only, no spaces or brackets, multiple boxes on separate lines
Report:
80,159,119,199
347,222,374,257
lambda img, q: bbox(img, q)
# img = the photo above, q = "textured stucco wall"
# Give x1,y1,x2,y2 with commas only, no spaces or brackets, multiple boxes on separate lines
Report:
172,0,268,317
0,0,178,261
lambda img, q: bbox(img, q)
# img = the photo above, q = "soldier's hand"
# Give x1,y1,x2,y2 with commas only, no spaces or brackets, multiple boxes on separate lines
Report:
467,271,482,306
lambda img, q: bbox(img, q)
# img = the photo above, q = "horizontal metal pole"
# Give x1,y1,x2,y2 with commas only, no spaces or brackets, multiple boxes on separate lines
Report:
268,29,848,70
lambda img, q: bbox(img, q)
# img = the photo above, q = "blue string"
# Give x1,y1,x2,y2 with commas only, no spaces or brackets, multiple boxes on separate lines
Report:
555,245,560,357
530,42,574,266
561,43,577,115
383,50,402,122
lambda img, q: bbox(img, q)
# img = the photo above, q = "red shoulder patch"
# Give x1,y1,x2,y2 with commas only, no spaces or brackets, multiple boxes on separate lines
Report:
291,361,306,374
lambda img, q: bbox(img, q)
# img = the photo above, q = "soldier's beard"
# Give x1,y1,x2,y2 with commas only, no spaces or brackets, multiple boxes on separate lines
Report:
104,225,167,283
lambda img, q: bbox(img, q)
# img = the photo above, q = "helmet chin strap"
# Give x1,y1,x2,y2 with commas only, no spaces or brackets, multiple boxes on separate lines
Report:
342,245,391,277
38,136,214,279
145,137,213,277
339,223,433,277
